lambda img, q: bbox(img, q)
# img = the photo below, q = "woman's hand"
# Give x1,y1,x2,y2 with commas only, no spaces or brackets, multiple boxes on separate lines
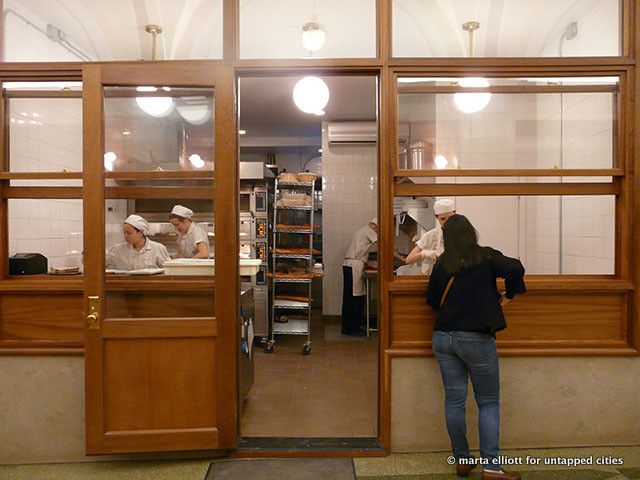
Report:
499,292,511,306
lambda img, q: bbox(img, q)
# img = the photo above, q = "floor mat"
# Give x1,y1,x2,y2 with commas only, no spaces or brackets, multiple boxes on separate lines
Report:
206,458,355,480
358,470,621,480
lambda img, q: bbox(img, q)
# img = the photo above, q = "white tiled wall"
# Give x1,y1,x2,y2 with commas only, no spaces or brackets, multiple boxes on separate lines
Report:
9,98,83,173
8,200,83,270
7,97,84,271
429,82,614,274
105,200,129,251
322,127,377,315
530,0,615,276
527,88,615,274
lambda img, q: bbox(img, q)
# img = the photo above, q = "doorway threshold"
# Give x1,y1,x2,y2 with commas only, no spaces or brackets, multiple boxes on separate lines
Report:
238,437,384,454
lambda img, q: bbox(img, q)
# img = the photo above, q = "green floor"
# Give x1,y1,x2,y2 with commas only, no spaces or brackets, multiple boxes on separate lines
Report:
0,446,638,480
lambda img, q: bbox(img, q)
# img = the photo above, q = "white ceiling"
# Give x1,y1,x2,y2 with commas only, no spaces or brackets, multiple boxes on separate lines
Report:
6,0,617,61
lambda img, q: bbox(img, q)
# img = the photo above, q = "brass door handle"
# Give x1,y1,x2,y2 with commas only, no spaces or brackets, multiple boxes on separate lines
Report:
87,296,100,329
87,312,99,329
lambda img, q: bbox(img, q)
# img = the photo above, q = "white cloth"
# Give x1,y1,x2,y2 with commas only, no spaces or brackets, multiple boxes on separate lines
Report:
124,214,149,233
343,225,378,296
106,238,170,271
415,226,444,275
433,198,455,215
171,204,194,218
176,222,210,258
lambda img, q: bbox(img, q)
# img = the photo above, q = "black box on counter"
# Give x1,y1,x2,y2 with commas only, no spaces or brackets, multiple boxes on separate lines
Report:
9,253,48,275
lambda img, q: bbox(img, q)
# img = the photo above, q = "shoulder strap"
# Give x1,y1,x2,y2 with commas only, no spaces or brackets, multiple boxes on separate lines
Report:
440,276,455,307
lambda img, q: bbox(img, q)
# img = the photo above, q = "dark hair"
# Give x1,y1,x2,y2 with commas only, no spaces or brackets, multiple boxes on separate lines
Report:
169,214,187,221
440,214,488,275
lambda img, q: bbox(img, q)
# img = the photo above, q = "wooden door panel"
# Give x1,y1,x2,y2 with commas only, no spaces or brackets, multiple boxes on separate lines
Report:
103,336,217,432
84,63,238,454
106,292,215,318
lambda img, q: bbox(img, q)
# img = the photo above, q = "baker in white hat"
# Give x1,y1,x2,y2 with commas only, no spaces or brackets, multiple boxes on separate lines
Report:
169,205,210,259
341,218,378,336
405,198,456,275
105,214,170,271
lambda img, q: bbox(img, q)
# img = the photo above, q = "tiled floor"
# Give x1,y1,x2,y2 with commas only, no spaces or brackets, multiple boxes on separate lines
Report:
240,314,379,437
1,447,638,479
355,446,640,479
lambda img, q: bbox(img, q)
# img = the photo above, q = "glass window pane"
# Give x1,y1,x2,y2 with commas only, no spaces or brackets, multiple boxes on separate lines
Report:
3,1,223,61
104,87,214,173
393,0,620,57
240,0,376,59
5,83,83,173
8,199,83,275
397,77,617,170
393,195,615,275
105,198,214,268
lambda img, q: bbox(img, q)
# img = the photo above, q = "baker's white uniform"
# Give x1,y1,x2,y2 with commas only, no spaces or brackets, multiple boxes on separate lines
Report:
106,238,170,271
176,222,210,258
343,225,378,296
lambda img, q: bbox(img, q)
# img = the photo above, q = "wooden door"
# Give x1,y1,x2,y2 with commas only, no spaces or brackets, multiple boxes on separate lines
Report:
82,63,238,454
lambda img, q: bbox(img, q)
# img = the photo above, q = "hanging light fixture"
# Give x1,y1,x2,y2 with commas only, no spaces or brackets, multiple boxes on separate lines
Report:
301,13,326,53
176,97,211,125
293,76,329,114
301,0,326,53
454,22,492,114
136,25,174,117
135,86,174,117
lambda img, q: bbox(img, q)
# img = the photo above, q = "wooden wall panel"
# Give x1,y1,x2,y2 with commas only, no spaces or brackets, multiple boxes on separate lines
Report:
103,337,217,432
390,290,629,350
0,293,83,342
106,292,215,318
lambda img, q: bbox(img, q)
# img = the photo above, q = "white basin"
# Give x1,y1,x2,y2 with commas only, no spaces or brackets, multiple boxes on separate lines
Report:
163,258,261,276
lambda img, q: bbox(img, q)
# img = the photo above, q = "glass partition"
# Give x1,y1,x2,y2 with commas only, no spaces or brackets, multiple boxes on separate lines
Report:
393,195,615,275
393,0,621,57
104,87,214,174
5,83,83,175
8,199,83,274
397,77,618,171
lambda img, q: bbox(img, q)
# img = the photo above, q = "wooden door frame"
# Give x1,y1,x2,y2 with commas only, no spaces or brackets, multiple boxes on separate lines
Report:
82,61,239,452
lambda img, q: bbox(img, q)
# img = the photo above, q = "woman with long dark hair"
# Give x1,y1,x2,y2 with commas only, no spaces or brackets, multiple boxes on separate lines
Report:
427,214,525,480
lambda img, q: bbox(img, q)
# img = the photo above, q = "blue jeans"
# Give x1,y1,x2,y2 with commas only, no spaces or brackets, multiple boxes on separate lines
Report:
432,330,501,471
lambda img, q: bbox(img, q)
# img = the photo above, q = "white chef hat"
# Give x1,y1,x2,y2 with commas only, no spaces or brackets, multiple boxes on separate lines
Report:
433,198,455,215
170,204,194,219
369,218,378,225
124,214,149,233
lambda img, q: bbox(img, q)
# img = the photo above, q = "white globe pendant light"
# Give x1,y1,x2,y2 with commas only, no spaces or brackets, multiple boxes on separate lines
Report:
135,86,174,117
293,76,329,114
454,77,492,113
135,27,174,117
454,22,492,114
301,14,326,53
176,102,210,125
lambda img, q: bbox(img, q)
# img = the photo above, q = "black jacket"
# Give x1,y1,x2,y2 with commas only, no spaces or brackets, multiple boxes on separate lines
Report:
426,247,526,334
